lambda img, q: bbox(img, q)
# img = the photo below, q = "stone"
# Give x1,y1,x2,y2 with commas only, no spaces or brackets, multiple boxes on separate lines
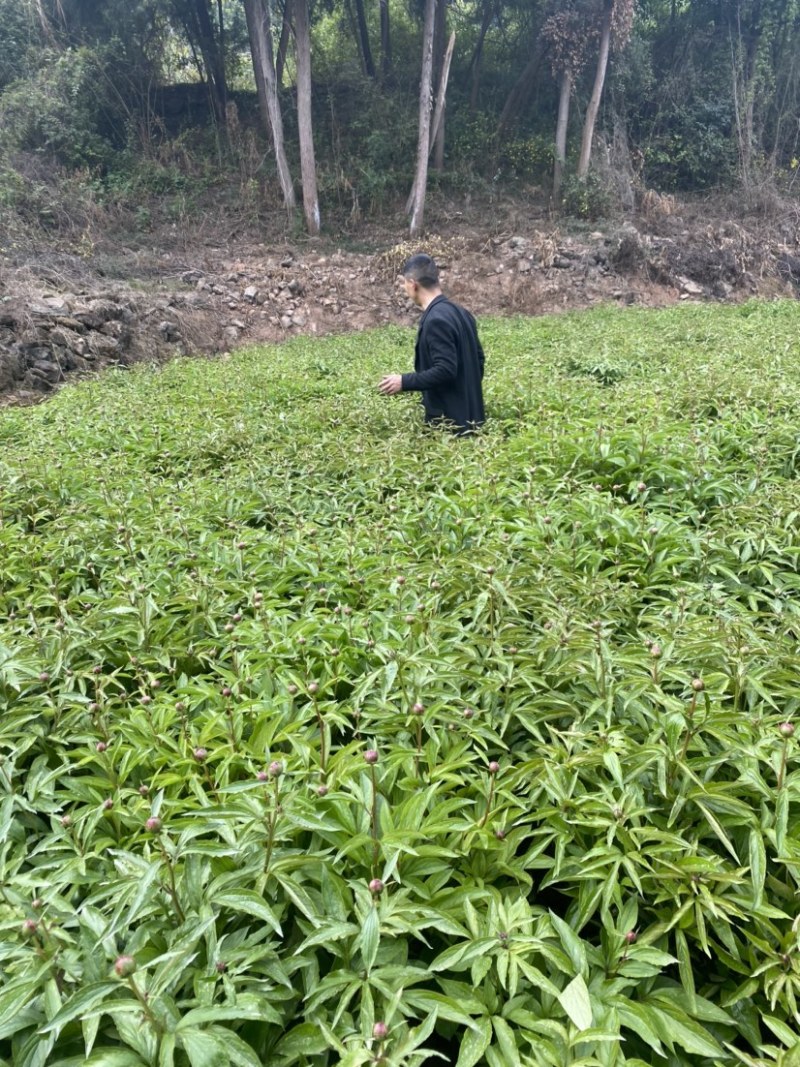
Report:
280,315,293,330
243,285,259,302
50,326,87,356
159,321,180,342
222,326,240,344
677,276,704,296
0,351,22,391
88,333,120,356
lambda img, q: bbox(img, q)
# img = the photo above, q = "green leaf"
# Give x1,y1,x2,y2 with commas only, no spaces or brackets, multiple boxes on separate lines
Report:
38,982,121,1035
48,1053,147,1067
558,974,593,1032
748,829,766,909
178,1003,282,1029
358,905,380,973
491,1016,520,1067
214,890,282,935
207,1029,264,1067
180,1029,229,1067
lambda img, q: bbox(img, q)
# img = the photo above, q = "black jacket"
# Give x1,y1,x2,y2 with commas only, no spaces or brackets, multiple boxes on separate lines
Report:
401,295,485,433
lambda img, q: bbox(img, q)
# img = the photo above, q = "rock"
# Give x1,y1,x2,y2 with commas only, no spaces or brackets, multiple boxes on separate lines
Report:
159,321,180,342
243,285,259,302
677,276,704,296
778,254,800,285
222,326,240,344
552,256,572,269
517,259,532,274
42,296,72,315
0,351,22,391
54,316,87,333
288,278,304,296
280,314,293,330
508,236,528,250
87,333,120,356
230,319,246,330
50,326,87,356
292,313,307,327
87,299,123,322
28,357,62,385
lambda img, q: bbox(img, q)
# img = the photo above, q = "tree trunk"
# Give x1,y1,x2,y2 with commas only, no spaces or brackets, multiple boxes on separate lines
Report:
407,28,453,216
553,69,572,205
409,0,437,237
468,0,496,110
353,0,376,78
243,0,296,217
730,0,764,185
431,0,447,171
189,0,228,129
432,32,456,172
294,0,321,235
379,0,392,79
577,2,612,179
276,0,293,87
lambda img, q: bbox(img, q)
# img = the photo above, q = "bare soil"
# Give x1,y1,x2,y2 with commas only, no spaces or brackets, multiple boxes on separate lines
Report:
2,191,799,407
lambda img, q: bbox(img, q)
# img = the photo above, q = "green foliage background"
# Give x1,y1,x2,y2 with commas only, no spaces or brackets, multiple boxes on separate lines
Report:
1,302,800,1065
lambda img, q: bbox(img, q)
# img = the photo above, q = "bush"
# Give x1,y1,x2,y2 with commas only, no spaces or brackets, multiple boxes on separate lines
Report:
3,303,800,1065
0,47,120,171
560,171,613,220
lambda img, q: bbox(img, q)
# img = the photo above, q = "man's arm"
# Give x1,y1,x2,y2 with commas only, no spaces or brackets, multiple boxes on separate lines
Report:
400,319,458,392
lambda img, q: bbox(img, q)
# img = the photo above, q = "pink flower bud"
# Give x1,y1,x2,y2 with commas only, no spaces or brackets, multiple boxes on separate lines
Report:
114,955,137,977
145,816,162,833
488,761,500,774
373,1022,388,1040
369,878,384,895
364,749,379,765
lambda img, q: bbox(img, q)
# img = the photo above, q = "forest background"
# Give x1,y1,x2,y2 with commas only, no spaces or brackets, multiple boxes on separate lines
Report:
1,0,799,238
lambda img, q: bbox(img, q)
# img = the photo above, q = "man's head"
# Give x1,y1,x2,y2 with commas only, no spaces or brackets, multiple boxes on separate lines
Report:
400,254,441,307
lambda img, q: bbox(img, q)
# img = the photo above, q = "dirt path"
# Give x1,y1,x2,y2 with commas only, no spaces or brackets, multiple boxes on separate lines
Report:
2,196,798,406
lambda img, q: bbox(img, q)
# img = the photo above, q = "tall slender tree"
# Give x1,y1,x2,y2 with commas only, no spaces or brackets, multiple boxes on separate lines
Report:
409,0,437,237
243,0,296,218
577,0,635,178
294,0,320,234
542,3,592,203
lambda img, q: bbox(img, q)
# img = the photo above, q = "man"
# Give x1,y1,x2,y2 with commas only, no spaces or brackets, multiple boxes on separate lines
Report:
378,254,485,434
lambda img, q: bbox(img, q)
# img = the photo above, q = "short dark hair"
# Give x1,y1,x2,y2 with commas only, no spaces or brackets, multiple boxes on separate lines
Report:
401,253,439,289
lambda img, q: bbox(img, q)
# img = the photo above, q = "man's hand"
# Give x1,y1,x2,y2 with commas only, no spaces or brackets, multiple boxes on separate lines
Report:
378,374,403,396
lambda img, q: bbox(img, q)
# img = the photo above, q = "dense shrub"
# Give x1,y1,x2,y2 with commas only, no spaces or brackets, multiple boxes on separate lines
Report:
2,302,800,1065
